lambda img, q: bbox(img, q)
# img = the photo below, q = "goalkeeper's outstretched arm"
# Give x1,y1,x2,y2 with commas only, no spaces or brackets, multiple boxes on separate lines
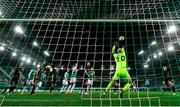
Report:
119,36,125,53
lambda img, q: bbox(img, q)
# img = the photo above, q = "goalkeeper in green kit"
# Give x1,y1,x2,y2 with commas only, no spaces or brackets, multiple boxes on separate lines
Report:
103,36,132,98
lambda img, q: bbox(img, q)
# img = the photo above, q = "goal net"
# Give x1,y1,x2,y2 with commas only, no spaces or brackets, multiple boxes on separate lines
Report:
0,0,179,106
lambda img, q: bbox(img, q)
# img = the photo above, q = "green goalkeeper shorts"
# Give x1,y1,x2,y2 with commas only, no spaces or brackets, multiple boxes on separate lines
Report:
113,68,131,82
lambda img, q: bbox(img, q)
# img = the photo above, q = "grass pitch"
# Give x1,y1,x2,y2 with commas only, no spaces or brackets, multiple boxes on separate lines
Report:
0,91,179,106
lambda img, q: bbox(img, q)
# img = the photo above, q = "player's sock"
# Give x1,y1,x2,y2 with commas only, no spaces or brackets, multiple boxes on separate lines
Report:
66,85,72,94
21,87,26,94
50,86,54,93
64,86,68,92
60,85,65,93
30,85,36,95
105,81,114,92
9,86,13,93
172,85,176,93
86,85,90,92
122,83,131,92
2,87,8,94
70,84,75,93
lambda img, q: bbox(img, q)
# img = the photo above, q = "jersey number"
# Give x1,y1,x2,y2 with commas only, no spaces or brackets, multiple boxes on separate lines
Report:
116,56,125,62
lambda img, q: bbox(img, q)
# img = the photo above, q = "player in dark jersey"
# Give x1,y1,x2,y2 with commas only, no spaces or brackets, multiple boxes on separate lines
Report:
49,65,57,93
79,62,89,94
162,65,176,95
2,63,24,94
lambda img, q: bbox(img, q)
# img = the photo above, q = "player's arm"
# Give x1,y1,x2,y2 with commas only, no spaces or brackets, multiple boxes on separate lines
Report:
10,69,15,78
112,42,118,58
93,71,96,80
112,42,117,54
28,70,33,80
119,36,125,53
84,69,88,75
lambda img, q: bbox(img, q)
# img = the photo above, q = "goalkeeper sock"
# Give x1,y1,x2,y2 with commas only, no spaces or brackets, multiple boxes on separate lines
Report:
122,83,131,92
105,81,114,92
114,85,118,92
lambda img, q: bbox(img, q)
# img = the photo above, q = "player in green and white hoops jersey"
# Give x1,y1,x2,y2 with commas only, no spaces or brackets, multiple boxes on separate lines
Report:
60,69,69,93
21,67,37,94
66,63,78,95
84,62,95,95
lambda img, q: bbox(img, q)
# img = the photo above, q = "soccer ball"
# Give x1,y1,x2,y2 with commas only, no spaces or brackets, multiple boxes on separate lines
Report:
119,36,124,41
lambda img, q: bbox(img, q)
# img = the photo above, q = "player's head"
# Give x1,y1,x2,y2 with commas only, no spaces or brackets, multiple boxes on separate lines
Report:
75,63,78,67
117,48,121,53
87,62,90,67
42,61,47,66
19,62,24,68
163,65,167,71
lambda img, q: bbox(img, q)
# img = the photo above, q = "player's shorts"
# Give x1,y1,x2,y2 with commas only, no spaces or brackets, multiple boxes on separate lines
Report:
145,85,150,87
164,77,171,86
37,81,43,87
70,78,76,83
27,80,34,85
87,79,93,86
62,79,68,86
11,78,19,85
113,68,131,82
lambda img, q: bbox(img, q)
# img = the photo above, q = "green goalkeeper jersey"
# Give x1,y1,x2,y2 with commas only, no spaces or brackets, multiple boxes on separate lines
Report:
112,45,127,69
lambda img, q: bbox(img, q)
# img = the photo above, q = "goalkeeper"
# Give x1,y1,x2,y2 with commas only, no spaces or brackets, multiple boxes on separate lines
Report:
103,36,132,98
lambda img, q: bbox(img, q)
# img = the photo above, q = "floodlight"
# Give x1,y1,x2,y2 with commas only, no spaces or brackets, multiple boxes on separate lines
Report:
153,54,157,59
21,56,26,61
26,58,31,64
138,50,144,55
151,41,156,46
14,26,23,34
167,25,176,33
44,51,50,56
146,57,150,62
33,62,36,66
33,41,38,47
12,52,17,57
158,51,163,56
144,64,149,68
0,46,5,51
168,45,174,51
37,64,40,68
